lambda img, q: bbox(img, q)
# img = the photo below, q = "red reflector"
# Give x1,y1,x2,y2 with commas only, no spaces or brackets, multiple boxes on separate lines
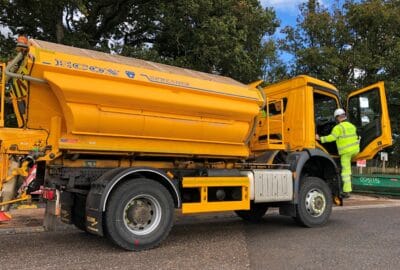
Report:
43,189,55,201
0,211,11,222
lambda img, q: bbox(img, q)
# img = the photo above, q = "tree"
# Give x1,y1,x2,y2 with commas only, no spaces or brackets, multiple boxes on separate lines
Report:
338,0,400,165
346,0,400,86
0,0,283,84
281,0,356,94
0,0,163,52
125,0,280,83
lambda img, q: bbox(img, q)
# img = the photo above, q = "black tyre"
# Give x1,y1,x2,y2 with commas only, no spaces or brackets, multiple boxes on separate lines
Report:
235,202,269,222
105,178,174,251
72,193,87,232
295,176,332,228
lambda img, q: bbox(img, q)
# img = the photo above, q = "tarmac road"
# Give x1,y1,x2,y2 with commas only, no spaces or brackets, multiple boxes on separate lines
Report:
0,202,399,270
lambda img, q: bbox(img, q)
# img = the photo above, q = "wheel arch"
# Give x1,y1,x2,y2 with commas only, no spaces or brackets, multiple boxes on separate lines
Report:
85,167,181,237
100,168,181,211
286,149,340,204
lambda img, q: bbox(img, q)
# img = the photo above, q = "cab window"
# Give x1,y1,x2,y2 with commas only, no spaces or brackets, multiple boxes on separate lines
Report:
347,88,381,150
266,98,288,116
314,92,339,155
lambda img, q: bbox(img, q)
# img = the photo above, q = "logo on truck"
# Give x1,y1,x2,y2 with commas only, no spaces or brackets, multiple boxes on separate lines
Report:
54,59,119,76
125,71,135,79
141,74,189,88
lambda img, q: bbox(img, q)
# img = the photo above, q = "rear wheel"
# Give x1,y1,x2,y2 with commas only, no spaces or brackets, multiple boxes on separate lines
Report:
105,178,174,251
235,202,269,222
295,176,332,227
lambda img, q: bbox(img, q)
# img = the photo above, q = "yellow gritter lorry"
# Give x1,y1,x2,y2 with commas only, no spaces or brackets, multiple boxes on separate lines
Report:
0,37,392,250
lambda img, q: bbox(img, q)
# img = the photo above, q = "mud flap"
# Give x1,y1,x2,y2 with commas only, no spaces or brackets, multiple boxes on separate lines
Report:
85,187,104,236
60,191,73,224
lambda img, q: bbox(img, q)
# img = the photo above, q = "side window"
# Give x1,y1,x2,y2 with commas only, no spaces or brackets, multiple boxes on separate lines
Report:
267,98,287,116
314,92,339,155
348,88,382,149
314,93,338,134
348,89,381,127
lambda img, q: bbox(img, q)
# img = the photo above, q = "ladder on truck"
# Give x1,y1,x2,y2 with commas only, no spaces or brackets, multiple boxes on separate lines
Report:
265,98,285,149
250,97,285,152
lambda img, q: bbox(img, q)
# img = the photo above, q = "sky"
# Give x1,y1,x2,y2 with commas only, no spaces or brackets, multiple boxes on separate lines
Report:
261,0,330,28
261,0,308,27
260,0,337,63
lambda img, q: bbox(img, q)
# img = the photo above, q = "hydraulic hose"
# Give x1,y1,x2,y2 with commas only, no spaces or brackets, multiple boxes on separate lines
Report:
5,52,47,85
244,87,266,145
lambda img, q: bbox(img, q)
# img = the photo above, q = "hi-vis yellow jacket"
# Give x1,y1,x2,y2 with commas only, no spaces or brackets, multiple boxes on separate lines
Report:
321,121,360,155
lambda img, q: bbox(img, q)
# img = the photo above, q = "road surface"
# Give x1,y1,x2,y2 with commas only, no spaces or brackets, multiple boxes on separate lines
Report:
0,203,399,269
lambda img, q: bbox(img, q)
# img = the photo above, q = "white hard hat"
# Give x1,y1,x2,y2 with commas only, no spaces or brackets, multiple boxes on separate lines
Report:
334,108,346,118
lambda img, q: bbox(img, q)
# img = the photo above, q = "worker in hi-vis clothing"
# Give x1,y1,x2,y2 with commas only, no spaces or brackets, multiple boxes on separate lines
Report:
316,108,360,197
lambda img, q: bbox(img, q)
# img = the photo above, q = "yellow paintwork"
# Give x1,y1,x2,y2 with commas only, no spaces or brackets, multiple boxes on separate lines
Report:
252,76,337,152
0,128,48,192
251,98,285,151
0,193,30,207
347,82,392,160
18,40,263,159
181,177,250,213
251,76,392,161
0,39,265,207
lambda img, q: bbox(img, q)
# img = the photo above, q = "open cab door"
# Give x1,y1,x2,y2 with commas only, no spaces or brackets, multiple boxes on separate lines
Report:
347,82,392,160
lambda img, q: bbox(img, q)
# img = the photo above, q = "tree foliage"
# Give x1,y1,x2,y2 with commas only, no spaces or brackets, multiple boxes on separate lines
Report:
281,0,356,94
282,0,400,94
346,0,400,86
0,0,281,83
123,0,281,83
0,0,163,52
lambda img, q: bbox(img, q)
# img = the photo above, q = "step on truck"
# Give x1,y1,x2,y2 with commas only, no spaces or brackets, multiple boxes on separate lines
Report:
0,37,392,250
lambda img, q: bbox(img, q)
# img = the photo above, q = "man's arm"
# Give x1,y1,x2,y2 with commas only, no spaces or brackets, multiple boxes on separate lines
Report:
321,125,342,143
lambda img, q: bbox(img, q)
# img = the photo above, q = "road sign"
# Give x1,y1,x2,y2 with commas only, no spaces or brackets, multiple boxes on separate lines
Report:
357,159,366,168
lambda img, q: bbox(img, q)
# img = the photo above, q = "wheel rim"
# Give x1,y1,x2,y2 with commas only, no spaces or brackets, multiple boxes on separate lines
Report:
305,188,326,217
123,194,162,236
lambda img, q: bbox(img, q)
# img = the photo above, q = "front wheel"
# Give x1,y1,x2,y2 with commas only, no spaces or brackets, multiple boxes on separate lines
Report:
295,177,332,228
105,178,174,251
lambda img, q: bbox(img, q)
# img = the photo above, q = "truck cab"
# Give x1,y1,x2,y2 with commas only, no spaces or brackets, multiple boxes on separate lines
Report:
249,76,392,214
251,75,392,161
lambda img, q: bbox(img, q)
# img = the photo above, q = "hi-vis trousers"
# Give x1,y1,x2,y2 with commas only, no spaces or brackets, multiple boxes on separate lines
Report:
340,149,359,193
